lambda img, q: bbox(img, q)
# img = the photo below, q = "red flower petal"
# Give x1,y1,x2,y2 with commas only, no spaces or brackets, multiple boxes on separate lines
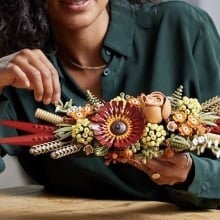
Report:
91,101,145,148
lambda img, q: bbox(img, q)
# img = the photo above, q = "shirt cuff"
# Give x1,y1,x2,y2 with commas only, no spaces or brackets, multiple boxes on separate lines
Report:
188,153,212,198
0,156,5,173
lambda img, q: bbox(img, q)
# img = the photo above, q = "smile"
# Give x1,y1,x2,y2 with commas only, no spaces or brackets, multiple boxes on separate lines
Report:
60,0,90,6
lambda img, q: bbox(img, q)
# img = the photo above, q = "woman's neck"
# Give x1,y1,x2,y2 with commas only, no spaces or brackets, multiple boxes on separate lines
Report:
54,10,109,67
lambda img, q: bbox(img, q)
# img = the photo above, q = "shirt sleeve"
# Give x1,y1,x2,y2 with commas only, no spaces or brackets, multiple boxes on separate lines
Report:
189,154,220,199
192,7,220,101
0,98,8,173
166,8,220,209
0,94,19,173
188,8,220,199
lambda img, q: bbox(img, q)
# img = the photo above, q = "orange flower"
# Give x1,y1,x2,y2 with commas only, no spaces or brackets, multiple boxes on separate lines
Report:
187,115,200,128
173,111,187,123
104,149,133,165
179,123,193,136
127,96,141,108
82,104,94,116
69,109,87,120
197,125,207,135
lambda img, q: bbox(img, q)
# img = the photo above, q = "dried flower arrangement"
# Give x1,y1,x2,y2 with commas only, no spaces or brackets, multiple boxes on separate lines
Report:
0,86,220,165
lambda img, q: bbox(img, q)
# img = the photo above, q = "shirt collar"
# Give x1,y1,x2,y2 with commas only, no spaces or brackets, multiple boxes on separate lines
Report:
103,0,135,58
104,0,155,58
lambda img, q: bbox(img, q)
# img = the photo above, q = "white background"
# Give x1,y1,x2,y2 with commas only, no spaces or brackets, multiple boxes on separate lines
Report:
180,0,220,32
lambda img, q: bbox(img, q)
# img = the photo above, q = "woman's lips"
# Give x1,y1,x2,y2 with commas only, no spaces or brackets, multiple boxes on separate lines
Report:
60,0,90,6
60,0,90,10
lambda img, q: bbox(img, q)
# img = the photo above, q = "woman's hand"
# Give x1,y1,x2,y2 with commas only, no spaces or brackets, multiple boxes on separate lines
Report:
128,153,193,186
0,49,61,104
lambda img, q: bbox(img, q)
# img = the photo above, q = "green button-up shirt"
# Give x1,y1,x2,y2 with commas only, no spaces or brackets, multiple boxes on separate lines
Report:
1,0,220,209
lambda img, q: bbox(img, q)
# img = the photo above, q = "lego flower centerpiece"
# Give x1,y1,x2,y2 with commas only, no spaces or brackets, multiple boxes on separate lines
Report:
0,86,220,165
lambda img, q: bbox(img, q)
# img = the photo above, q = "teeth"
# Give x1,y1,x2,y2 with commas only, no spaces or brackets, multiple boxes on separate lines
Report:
61,0,89,6
71,0,87,5
61,0,88,6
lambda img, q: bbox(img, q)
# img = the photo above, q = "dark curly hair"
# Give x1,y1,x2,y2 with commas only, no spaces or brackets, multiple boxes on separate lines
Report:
0,0,48,56
0,0,158,56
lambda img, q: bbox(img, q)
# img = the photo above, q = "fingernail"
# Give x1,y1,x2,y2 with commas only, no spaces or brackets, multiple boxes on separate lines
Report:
54,93,61,102
25,81,30,88
36,96,42,102
43,98,51,105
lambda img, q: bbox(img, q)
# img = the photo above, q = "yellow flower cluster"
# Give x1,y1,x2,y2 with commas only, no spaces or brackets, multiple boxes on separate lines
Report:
141,123,167,148
177,96,201,115
71,118,94,145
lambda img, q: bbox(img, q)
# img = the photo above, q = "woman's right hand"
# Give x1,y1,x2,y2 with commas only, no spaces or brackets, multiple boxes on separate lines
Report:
0,49,61,104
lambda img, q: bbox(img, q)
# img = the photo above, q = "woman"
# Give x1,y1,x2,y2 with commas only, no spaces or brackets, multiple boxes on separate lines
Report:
0,0,220,209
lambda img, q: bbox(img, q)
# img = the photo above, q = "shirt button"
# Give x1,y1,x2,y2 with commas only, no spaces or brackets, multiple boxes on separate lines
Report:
201,184,208,192
103,68,111,76
106,50,112,56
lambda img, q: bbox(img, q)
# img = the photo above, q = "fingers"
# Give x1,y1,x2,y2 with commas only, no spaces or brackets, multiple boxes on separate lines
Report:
127,153,193,185
127,159,167,184
0,49,61,104
20,49,60,104
4,63,31,88
155,152,192,168
32,50,61,104
49,66,61,104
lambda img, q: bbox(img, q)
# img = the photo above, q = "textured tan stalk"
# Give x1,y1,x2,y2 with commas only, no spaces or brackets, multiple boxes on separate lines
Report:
50,144,82,159
35,108,63,124
29,140,63,155
207,132,220,142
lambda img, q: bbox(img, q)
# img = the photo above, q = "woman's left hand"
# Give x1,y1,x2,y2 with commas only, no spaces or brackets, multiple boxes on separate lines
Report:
127,153,193,185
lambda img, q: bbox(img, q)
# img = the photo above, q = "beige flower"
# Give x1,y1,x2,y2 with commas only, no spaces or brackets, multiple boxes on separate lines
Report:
140,91,171,123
